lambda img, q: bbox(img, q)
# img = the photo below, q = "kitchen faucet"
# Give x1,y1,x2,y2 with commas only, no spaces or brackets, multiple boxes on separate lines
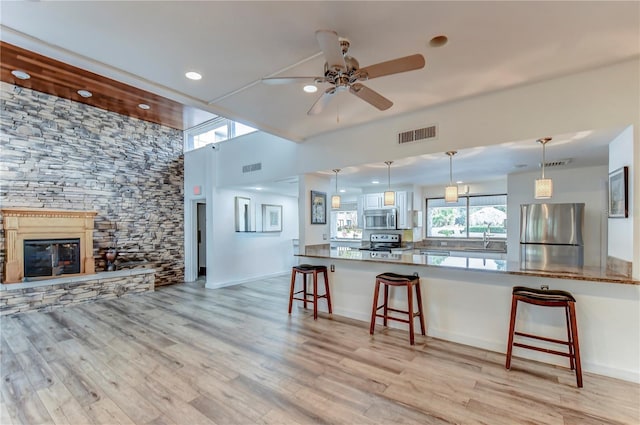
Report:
483,225,492,249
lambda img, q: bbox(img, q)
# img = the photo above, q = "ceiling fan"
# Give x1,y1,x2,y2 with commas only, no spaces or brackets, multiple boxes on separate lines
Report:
262,30,426,115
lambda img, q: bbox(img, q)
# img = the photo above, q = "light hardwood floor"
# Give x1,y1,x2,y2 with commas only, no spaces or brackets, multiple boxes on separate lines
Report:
1,274,639,425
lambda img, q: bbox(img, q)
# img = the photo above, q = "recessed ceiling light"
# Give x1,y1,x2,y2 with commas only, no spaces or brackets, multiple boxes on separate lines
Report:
185,71,202,80
339,189,346,193
11,70,31,80
77,90,92,98
371,180,380,184
255,187,263,191
138,103,150,110
456,180,463,184
303,85,318,93
429,35,448,48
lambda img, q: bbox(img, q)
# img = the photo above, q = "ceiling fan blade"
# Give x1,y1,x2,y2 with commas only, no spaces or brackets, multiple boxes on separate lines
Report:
358,54,425,80
349,83,393,111
307,87,336,115
261,76,324,85
315,29,346,72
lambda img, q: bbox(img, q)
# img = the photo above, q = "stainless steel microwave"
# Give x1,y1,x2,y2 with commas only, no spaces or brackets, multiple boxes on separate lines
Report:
363,208,397,230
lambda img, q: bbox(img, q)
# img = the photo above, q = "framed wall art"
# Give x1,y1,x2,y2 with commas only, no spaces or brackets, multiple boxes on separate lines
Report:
310,191,327,225
235,196,255,231
608,166,629,218
262,204,283,232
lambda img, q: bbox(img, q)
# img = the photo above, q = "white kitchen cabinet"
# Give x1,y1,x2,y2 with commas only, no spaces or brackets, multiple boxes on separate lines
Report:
357,195,364,226
395,191,414,229
364,193,384,209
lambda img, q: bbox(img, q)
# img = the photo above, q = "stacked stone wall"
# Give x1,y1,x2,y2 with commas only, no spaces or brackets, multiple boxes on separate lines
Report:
0,82,184,285
0,270,155,315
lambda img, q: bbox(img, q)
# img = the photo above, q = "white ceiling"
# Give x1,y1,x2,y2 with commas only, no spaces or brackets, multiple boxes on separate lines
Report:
1,1,638,197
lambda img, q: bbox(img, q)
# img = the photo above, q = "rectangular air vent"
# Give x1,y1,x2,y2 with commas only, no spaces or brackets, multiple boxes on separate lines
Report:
242,162,262,173
541,159,572,168
398,125,437,144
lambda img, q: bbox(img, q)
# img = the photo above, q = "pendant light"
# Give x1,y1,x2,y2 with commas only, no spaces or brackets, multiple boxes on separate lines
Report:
331,169,341,209
534,137,553,199
445,151,458,203
384,161,395,206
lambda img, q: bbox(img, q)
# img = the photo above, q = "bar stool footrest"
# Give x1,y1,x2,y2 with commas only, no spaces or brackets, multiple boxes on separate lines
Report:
514,331,572,346
513,342,573,358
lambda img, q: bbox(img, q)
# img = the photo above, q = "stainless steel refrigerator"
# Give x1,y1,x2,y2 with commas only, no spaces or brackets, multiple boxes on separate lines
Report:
520,203,585,271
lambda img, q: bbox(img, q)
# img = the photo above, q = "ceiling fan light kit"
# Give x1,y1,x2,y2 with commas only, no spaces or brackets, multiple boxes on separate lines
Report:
262,29,425,116
445,151,459,203
535,137,553,199
303,85,318,93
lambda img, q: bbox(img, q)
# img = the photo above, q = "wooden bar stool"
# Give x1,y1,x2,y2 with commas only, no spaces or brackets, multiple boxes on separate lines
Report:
505,286,583,387
369,272,426,345
288,264,332,320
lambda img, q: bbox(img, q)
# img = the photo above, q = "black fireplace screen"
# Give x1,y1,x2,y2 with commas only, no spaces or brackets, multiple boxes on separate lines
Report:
24,238,81,278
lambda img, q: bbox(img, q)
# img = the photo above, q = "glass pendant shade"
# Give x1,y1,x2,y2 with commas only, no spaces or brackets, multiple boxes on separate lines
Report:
534,137,553,199
535,178,553,199
384,190,395,206
444,151,458,203
383,161,395,206
445,185,459,203
331,194,341,209
332,169,341,209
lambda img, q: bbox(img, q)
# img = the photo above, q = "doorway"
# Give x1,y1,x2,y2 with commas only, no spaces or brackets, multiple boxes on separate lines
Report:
197,202,207,277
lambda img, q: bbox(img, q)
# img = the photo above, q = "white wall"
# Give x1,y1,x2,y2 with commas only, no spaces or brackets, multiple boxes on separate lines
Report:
298,173,331,248
422,178,507,199
507,165,608,267
184,145,299,286
205,189,298,288
215,130,299,187
608,126,634,263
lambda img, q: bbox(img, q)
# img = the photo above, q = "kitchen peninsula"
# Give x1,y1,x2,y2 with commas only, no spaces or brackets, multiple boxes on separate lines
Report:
296,245,640,383
302,245,639,285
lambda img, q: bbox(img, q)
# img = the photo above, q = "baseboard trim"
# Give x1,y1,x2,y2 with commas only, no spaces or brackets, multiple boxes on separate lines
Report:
205,271,289,289
333,308,640,383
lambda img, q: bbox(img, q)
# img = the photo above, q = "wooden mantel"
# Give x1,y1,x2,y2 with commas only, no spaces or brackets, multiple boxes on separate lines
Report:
2,208,97,283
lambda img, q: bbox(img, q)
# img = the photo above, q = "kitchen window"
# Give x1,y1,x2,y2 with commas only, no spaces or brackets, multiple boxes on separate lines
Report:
426,195,507,239
330,202,363,240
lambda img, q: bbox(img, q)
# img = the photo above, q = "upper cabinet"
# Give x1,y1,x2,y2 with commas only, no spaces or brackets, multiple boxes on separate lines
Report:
361,191,414,229
395,191,413,229
364,193,385,209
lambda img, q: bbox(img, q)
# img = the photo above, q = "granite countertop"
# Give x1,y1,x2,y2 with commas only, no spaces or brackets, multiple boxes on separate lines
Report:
300,246,638,285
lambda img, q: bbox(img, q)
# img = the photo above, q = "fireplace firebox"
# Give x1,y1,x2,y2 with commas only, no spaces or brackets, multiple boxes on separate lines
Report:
24,238,81,278
2,208,97,283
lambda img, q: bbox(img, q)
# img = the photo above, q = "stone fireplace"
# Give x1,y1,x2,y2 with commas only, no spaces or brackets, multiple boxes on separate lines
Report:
2,208,97,283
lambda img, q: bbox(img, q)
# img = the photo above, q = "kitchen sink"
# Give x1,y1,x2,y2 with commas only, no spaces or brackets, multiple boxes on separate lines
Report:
456,247,507,253
420,250,450,256
420,248,507,260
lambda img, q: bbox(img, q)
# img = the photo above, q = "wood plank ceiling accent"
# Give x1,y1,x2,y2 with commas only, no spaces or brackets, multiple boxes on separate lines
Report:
0,41,189,130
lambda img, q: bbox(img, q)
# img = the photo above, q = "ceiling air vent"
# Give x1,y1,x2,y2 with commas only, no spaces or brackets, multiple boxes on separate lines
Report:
242,162,262,173
540,158,572,168
398,125,437,145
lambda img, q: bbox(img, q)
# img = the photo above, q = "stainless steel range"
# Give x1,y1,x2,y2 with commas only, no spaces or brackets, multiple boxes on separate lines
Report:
360,233,401,252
